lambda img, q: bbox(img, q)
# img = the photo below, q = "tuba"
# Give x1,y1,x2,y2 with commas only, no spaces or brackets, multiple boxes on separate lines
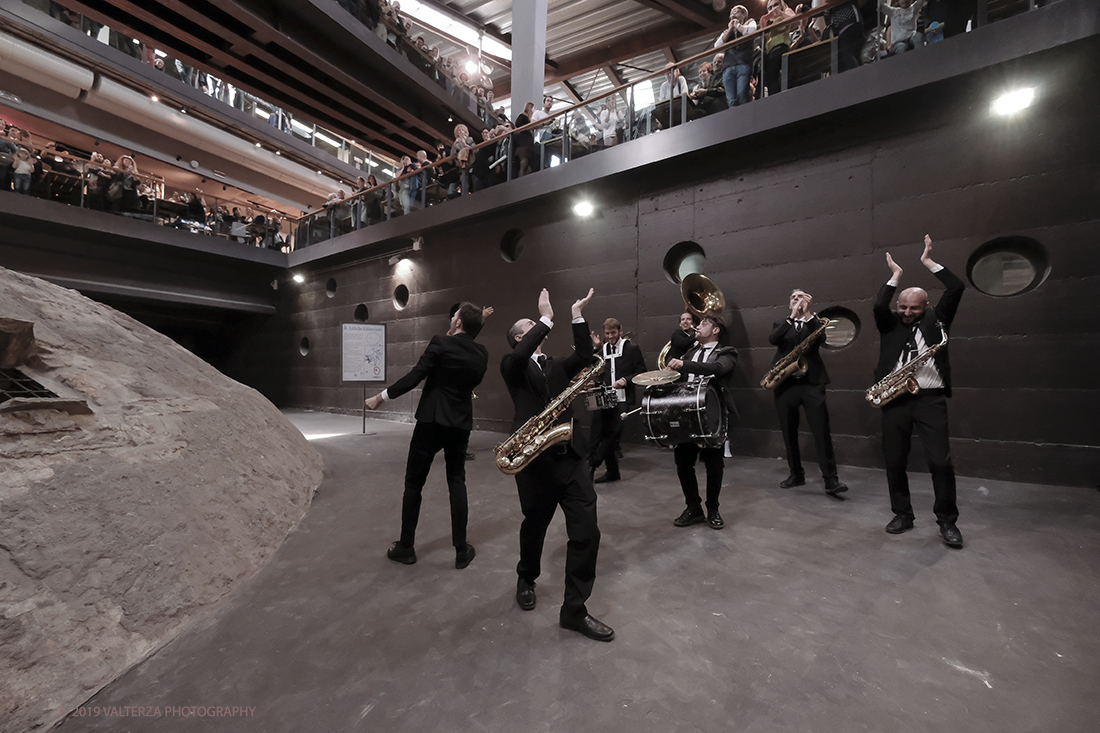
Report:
760,315,831,389
495,355,606,475
865,325,948,407
656,273,725,369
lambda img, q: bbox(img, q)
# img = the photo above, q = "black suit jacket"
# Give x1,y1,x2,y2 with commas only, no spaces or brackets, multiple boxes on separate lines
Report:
596,339,648,404
386,332,489,431
873,266,965,396
769,316,829,387
501,319,595,455
677,342,740,421
667,328,697,361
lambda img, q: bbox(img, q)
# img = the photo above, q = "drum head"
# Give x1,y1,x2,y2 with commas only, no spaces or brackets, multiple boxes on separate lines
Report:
704,383,723,435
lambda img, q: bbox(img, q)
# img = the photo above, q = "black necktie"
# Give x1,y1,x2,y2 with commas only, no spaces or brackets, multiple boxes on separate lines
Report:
536,354,547,371
795,320,803,332
903,327,919,364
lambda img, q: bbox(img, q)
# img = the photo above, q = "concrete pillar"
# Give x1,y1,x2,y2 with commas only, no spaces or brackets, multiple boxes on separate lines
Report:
510,0,548,119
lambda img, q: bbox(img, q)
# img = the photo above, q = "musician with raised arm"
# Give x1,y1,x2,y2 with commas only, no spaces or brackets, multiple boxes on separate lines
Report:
500,287,614,642
873,235,966,548
768,289,848,495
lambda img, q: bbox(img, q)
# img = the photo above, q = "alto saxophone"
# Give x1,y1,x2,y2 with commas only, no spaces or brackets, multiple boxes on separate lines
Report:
865,325,948,407
494,355,606,475
760,315,830,390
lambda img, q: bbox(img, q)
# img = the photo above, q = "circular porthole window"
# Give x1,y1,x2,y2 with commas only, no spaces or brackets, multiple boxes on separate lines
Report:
354,304,369,322
967,236,1050,296
326,278,337,298
393,284,410,310
662,241,706,284
500,228,525,262
818,307,860,350
299,337,310,356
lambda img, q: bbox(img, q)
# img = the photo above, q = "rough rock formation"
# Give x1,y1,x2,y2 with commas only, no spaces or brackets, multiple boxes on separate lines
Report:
0,267,323,733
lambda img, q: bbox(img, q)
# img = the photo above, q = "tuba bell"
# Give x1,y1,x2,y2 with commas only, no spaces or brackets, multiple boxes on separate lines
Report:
656,273,726,369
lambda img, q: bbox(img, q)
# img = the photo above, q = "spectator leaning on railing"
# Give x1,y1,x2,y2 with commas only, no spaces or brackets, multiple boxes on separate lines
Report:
715,5,757,108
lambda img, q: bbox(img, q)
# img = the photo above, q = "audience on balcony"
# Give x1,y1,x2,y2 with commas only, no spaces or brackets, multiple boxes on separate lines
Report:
715,5,757,108
513,104,537,177
881,0,928,54
690,61,728,116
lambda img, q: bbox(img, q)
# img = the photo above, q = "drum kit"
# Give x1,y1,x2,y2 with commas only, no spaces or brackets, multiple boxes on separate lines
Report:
629,273,729,449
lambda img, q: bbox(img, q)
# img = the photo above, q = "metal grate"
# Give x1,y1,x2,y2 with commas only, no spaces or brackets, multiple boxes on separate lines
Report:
0,367,59,403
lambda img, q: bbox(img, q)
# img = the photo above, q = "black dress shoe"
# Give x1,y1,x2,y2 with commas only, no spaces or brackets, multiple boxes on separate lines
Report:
386,541,417,564
593,471,620,484
559,613,615,642
673,506,706,527
884,515,915,534
516,578,536,611
707,510,724,530
780,474,806,488
824,479,849,495
940,523,964,548
455,543,476,569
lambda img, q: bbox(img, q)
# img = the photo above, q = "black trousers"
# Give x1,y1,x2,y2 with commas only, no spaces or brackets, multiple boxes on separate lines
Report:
399,421,470,548
515,447,600,619
881,391,958,525
588,405,624,473
674,442,724,513
774,381,838,481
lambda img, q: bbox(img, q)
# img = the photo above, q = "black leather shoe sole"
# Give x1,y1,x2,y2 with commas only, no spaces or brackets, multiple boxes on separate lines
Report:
559,614,615,642
780,475,806,488
885,516,915,534
824,482,849,495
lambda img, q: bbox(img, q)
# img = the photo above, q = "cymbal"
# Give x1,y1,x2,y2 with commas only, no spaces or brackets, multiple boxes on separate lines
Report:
632,369,679,386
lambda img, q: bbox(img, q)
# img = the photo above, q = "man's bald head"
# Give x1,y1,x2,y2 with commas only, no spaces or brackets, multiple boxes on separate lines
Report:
897,287,929,325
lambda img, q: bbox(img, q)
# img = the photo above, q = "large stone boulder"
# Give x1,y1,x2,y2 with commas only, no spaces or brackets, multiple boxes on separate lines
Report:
0,267,323,733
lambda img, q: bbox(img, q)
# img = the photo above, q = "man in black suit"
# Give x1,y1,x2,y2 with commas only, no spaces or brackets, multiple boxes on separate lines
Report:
588,317,648,484
873,236,965,548
768,289,848,495
364,302,489,567
501,287,614,642
665,314,739,530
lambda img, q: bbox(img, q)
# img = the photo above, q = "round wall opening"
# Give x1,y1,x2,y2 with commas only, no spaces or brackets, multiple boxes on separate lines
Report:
393,284,410,310
326,278,337,298
818,307,860,350
967,236,1050,296
500,228,525,262
299,337,310,356
354,304,369,322
662,241,706,284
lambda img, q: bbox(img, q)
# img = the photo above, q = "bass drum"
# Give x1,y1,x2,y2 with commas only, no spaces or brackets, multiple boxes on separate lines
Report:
642,377,727,449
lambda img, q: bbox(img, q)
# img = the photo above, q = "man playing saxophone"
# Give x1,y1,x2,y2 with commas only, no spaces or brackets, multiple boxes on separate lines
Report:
768,289,848,495
500,287,614,641
873,235,965,548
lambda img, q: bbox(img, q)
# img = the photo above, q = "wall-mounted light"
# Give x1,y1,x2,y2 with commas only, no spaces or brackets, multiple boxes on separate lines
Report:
572,200,594,217
292,273,305,283
992,87,1035,116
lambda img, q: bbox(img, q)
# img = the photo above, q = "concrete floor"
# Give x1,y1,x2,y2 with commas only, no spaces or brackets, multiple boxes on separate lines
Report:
57,410,1100,732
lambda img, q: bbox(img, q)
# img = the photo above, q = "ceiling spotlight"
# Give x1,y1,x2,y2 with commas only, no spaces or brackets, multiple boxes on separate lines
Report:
572,200,594,217
992,87,1035,116
465,60,478,74
317,170,323,175
255,142,262,148
292,273,305,283
180,108,187,114
275,151,281,155
448,114,453,122
150,94,158,102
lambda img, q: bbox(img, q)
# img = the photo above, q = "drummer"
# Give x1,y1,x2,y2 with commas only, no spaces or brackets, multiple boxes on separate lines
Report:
588,318,647,484
664,314,739,530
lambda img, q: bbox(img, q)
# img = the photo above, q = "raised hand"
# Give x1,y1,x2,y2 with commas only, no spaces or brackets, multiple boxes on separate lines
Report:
571,287,595,320
920,234,939,270
537,288,553,321
886,252,903,281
